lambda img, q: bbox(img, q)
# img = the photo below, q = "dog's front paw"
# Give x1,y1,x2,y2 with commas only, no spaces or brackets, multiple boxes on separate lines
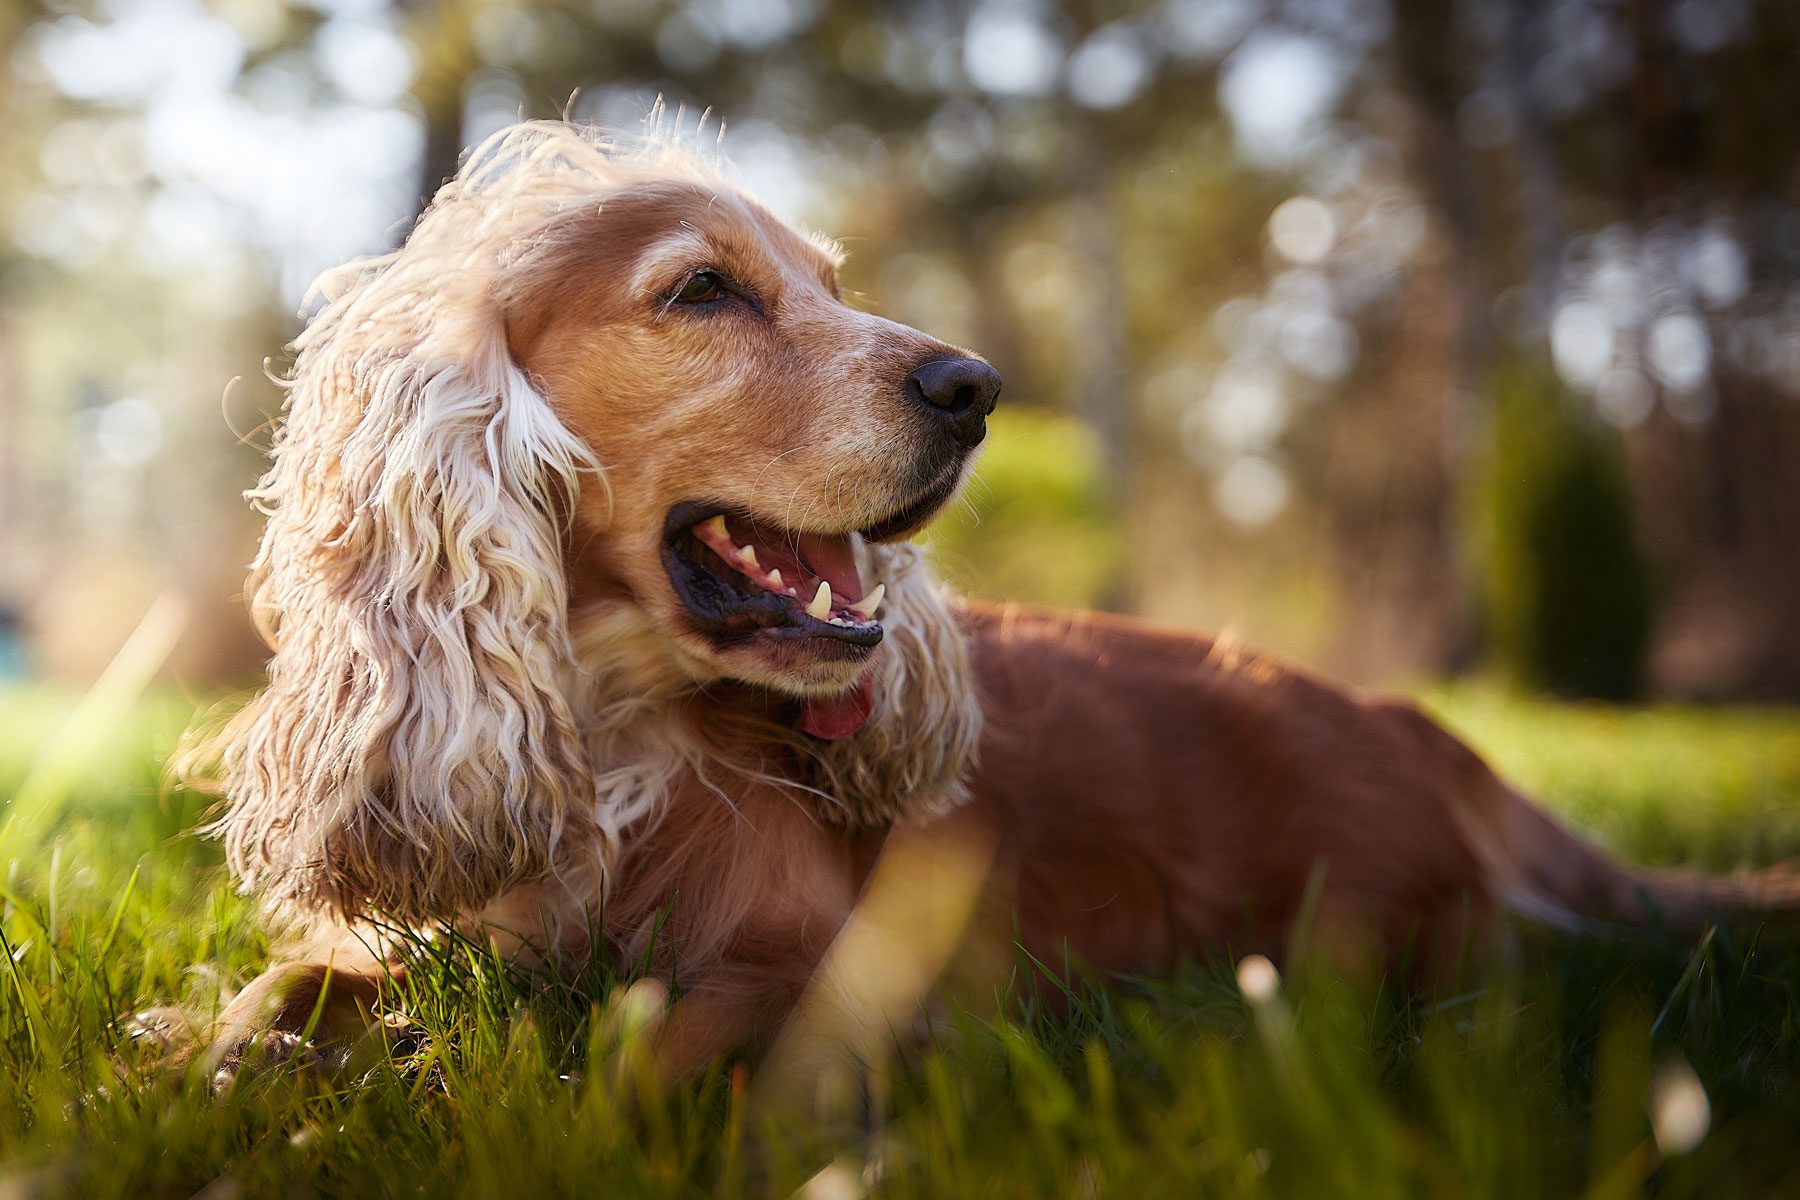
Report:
196,959,401,1089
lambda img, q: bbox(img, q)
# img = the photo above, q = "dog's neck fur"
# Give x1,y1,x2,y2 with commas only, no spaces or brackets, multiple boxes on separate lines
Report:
562,538,984,841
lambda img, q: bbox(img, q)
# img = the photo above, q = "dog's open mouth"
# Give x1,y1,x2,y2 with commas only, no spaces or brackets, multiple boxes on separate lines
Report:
662,501,887,648
661,462,965,655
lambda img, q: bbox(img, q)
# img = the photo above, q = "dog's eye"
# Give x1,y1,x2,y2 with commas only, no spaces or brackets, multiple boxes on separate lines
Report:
674,271,730,304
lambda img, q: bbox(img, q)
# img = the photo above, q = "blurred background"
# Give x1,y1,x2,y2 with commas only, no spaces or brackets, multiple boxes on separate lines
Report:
1,0,1796,702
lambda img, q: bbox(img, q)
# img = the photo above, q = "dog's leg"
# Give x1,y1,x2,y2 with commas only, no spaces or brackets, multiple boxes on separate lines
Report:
647,982,775,1082
1451,773,1800,938
210,958,396,1074
138,939,405,1084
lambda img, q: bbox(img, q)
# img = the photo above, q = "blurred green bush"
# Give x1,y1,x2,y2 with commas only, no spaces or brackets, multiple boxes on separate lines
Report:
1477,362,1652,700
923,410,1125,612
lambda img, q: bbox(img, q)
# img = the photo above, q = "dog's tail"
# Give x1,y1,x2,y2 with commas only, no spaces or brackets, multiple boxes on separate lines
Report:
1462,783,1800,938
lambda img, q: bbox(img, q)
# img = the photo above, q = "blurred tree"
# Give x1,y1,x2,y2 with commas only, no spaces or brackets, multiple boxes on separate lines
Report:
401,0,477,209
1480,361,1651,700
4,0,1797,695
0,0,56,636
1385,0,1494,673
1617,0,1800,696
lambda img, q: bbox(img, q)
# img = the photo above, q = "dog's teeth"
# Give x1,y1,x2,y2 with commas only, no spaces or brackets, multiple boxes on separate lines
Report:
806,580,832,620
736,544,758,567
700,515,727,540
850,583,885,618
787,587,798,597
766,568,783,588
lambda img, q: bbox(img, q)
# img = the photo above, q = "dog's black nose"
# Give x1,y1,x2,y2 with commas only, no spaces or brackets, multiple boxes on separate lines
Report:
906,356,1001,448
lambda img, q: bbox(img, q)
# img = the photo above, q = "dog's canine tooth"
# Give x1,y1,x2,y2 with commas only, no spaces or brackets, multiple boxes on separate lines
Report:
850,583,885,618
699,514,727,540
806,580,832,620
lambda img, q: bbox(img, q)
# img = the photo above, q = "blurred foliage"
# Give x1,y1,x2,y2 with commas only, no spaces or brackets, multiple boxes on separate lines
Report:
2,0,1799,695
1425,683,1800,870
924,410,1125,610
1478,361,1652,699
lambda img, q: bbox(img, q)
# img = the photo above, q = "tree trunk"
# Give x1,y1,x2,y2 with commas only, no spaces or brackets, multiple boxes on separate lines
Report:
402,0,476,221
1390,0,1495,672
1067,128,1132,611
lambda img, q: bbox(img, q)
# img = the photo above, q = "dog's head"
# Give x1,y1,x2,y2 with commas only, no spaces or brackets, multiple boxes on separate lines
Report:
196,124,989,924
504,175,997,716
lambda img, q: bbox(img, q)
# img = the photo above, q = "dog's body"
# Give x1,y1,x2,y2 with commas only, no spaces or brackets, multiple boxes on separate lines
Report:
184,123,1798,1080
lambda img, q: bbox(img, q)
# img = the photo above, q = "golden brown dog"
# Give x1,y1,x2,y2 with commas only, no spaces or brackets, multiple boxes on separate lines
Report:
182,123,1798,1081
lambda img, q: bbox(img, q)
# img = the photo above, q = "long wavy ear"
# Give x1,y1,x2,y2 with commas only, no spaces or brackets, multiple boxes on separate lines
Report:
187,214,602,926
799,542,984,825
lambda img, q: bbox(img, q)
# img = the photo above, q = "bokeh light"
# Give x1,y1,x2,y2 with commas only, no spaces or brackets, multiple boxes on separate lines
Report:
1,0,1796,699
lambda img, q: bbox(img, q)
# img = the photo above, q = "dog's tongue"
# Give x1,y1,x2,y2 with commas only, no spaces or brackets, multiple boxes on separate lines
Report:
787,531,871,738
801,673,874,739
797,531,863,603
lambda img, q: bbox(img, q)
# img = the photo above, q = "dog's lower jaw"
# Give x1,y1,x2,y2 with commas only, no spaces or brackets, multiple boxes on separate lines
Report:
575,591,865,695
758,650,877,698
567,586,873,723
660,624,875,700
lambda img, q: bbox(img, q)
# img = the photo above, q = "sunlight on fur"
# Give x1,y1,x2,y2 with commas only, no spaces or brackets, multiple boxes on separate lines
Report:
180,121,985,933
175,119,1800,1096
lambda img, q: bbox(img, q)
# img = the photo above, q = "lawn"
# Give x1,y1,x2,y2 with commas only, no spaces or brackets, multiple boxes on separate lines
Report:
1,683,1798,1198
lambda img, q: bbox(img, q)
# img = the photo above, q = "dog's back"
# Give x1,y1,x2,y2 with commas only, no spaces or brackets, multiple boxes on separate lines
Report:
957,601,1800,983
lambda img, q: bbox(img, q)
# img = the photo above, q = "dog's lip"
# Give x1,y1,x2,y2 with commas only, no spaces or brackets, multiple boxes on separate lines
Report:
857,462,965,543
660,462,960,548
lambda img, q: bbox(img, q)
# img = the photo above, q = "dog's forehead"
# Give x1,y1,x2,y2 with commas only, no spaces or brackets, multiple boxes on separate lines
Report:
579,181,836,288
506,180,839,355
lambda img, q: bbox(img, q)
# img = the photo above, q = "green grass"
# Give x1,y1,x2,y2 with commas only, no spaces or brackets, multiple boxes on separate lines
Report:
2,684,1798,1198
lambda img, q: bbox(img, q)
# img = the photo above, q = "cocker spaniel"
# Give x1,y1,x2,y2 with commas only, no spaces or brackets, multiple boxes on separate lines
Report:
182,122,1797,1083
